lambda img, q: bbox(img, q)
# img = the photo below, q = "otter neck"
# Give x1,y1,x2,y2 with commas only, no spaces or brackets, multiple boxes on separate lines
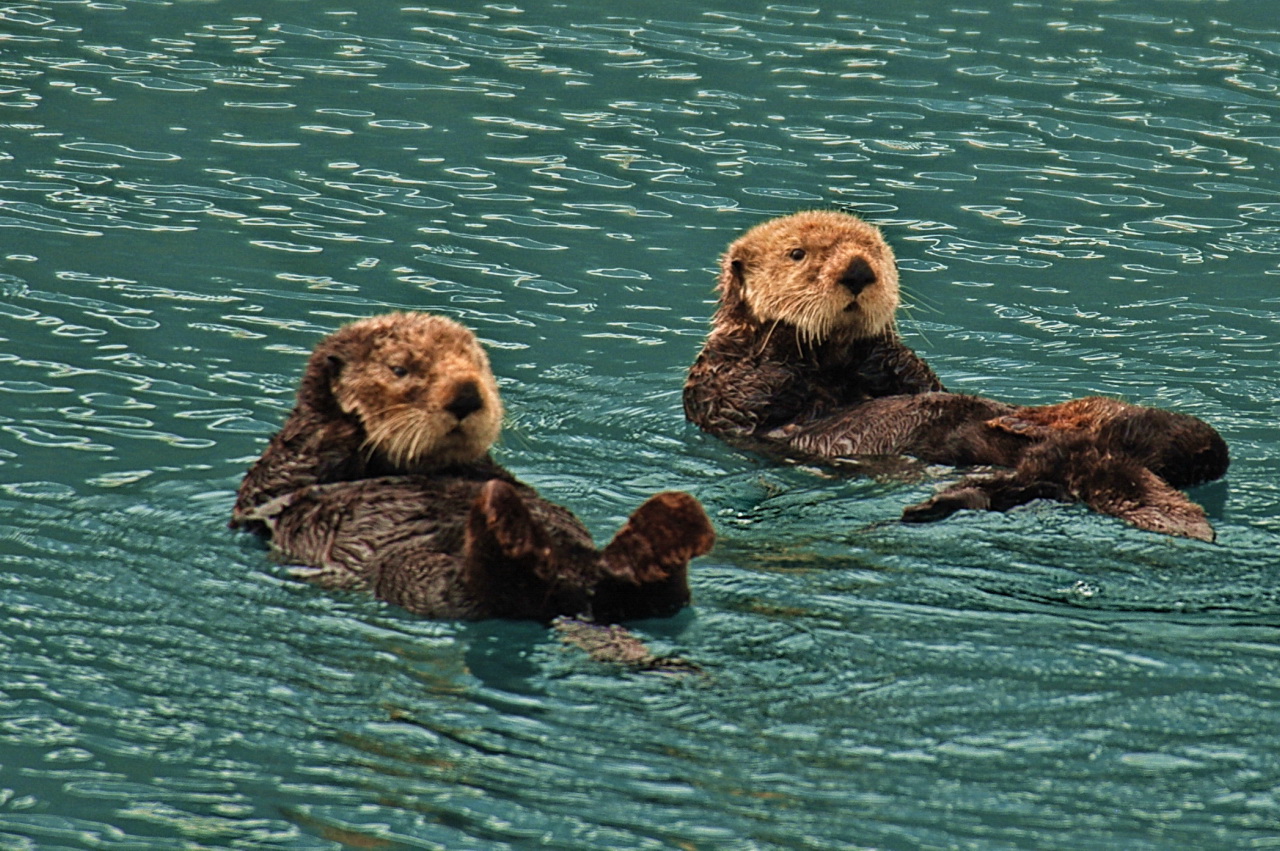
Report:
360,443,497,477
712,301,890,364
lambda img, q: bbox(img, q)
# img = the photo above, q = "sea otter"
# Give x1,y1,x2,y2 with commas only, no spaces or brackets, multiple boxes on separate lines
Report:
683,210,1229,541
233,312,715,623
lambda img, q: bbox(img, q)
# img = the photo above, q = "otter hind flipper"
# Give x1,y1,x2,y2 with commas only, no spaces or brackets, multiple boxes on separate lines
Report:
459,479,591,620
466,478,552,566
902,441,1216,542
460,483,714,623
600,491,715,585
1013,436,1217,542
1073,462,1215,542
582,492,714,623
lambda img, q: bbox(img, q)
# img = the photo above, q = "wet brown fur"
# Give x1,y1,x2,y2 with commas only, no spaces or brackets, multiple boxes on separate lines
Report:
232,312,504,521
232,312,715,621
684,211,1229,541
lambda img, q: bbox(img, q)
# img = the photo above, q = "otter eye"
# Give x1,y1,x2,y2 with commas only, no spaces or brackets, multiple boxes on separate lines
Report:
389,365,409,378
788,248,806,262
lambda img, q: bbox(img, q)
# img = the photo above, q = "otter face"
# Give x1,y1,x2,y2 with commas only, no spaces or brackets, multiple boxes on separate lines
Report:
720,210,900,342
309,313,504,469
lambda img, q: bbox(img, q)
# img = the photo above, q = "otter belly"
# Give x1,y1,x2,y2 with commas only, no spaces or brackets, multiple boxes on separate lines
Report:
779,393,1019,464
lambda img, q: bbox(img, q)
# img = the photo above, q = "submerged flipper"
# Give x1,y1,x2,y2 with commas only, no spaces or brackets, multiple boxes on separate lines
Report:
553,617,702,674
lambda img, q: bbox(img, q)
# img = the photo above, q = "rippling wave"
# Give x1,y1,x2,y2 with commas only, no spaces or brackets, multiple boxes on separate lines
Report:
3,2,1279,848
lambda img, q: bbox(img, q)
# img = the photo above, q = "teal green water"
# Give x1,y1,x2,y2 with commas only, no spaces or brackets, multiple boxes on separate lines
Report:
2,2,1279,848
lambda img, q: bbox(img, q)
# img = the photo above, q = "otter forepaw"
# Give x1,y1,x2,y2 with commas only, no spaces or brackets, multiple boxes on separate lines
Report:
902,475,1069,524
901,485,993,523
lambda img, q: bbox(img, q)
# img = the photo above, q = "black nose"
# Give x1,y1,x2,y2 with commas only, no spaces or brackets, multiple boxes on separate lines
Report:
838,257,877,297
445,381,484,420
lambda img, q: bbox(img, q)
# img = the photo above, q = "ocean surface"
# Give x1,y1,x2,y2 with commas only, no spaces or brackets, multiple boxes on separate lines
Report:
2,1,1279,848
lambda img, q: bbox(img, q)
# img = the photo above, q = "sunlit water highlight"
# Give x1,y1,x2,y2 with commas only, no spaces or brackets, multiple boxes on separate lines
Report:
2,2,1279,848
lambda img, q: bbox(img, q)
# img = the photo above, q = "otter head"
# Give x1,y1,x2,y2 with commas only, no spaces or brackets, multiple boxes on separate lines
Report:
718,210,900,343
299,312,504,470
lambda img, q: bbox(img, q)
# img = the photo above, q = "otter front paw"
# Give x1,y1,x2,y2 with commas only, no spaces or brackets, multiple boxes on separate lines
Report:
902,475,1069,524
763,423,800,440
901,486,993,523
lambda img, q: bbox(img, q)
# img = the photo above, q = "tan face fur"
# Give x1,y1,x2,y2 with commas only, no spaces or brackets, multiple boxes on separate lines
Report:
720,210,900,343
311,313,503,469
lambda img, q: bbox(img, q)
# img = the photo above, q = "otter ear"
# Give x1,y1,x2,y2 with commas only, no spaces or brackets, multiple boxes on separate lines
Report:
719,251,745,291
323,352,346,395
297,341,348,412
718,244,751,317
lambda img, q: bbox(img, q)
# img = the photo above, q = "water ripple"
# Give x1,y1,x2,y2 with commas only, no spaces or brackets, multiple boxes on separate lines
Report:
3,3,1280,849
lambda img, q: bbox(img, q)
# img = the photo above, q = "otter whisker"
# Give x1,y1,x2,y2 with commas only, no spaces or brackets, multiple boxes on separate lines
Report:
364,407,438,469
793,296,834,352
896,286,940,350
755,318,784,357
387,410,442,468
